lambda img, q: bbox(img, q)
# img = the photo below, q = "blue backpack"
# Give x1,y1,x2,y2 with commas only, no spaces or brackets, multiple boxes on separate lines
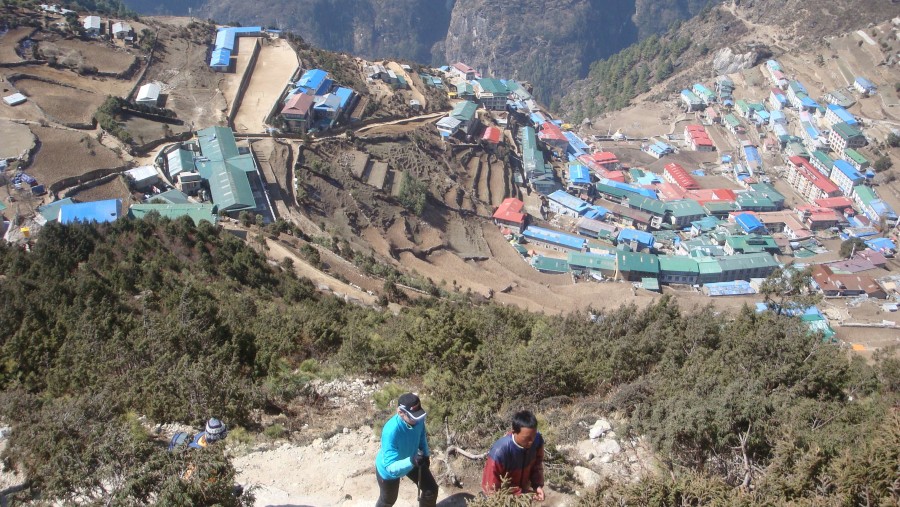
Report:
168,432,193,451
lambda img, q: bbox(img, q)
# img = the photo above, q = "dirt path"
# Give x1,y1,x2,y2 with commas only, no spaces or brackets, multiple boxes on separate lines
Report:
261,235,377,305
386,61,425,107
233,426,575,507
355,112,445,137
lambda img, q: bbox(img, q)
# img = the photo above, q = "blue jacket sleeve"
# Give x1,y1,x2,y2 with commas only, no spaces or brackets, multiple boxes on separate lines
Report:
419,423,430,457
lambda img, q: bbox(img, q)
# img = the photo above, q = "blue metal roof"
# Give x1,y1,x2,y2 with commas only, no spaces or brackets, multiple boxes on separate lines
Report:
743,146,761,164
833,160,864,182
770,110,785,121
866,237,895,252
210,48,230,67
826,104,857,125
601,178,658,200
568,164,591,185
334,87,354,109
800,96,819,108
803,122,820,139
523,226,585,250
548,189,590,213
58,199,122,224
564,131,589,154
855,77,875,89
298,69,331,95
617,228,655,248
869,199,898,221
529,112,546,126
584,205,608,220
735,213,766,233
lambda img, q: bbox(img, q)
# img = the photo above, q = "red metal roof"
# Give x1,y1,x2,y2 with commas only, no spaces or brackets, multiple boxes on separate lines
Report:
591,152,619,165
684,124,706,132
664,163,700,190
790,157,840,194
492,198,525,224
538,122,567,143
281,93,314,116
814,196,854,210
770,87,785,96
453,62,475,74
481,126,502,144
606,171,626,183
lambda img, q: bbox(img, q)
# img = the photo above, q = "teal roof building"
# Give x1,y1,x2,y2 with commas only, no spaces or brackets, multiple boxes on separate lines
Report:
195,126,270,218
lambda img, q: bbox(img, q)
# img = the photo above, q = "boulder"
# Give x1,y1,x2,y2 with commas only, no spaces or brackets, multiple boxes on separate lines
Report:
573,466,601,489
589,419,612,439
596,438,622,455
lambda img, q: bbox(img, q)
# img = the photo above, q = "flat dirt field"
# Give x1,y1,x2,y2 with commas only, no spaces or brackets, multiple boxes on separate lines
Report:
37,38,137,75
219,37,260,116
25,126,122,186
2,64,134,97
67,175,133,203
13,77,103,124
0,27,34,63
122,114,189,146
231,38,297,133
142,26,227,128
0,120,36,160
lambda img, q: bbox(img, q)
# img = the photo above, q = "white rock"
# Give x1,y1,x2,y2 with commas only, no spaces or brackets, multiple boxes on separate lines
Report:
589,419,612,440
343,427,350,434
573,466,601,489
596,438,622,455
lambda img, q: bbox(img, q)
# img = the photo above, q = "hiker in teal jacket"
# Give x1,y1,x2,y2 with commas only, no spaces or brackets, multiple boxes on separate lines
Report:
374,393,438,507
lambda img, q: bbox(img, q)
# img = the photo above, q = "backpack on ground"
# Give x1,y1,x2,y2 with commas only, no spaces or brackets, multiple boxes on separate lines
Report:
168,432,193,451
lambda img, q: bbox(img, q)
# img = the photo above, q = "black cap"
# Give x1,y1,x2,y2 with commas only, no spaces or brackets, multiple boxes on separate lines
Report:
398,393,426,421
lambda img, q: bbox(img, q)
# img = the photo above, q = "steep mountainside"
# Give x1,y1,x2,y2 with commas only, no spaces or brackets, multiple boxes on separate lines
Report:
123,0,710,104
560,0,900,121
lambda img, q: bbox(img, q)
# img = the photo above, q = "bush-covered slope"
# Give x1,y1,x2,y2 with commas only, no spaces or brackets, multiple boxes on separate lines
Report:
0,217,896,504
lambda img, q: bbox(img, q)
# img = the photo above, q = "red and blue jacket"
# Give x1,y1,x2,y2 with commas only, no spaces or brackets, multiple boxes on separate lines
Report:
481,432,545,495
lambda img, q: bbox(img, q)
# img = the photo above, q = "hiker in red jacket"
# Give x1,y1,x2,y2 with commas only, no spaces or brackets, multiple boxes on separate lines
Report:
481,410,545,501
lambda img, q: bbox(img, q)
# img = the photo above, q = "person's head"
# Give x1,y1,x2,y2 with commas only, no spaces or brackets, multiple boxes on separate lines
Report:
511,410,538,449
397,392,426,426
205,418,228,443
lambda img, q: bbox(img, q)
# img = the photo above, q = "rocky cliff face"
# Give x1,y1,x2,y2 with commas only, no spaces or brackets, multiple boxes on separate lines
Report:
125,0,709,104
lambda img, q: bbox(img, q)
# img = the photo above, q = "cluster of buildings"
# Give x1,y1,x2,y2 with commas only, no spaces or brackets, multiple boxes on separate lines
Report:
484,58,897,300
79,14,134,40
279,68,358,132
34,125,278,229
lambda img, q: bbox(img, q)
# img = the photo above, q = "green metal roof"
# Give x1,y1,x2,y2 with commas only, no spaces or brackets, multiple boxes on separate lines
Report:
696,257,723,275
844,148,868,165
811,150,835,169
853,185,877,205
567,251,616,271
477,78,509,95
658,255,699,274
641,278,660,291
595,182,630,200
627,196,667,216
666,199,705,218
129,203,218,225
832,122,863,141
150,189,191,204
456,82,474,95
451,100,478,122
716,252,778,271
616,251,660,274
37,197,75,223
736,192,777,210
195,126,258,213
531,255,570,273
725,235,779,254
704,201,739,213
748,183,785,203
724,114,741,127
735,99,750,111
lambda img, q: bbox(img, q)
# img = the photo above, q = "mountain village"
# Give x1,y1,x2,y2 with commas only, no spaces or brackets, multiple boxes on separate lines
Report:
2,8,900,353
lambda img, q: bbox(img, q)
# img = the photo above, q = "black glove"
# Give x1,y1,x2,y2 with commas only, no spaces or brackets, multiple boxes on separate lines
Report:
413,453,430,469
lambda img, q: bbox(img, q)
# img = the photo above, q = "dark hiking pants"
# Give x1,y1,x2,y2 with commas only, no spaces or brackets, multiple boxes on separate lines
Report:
375,466,438,507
